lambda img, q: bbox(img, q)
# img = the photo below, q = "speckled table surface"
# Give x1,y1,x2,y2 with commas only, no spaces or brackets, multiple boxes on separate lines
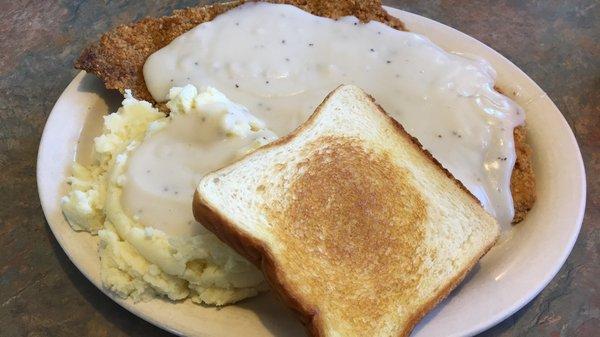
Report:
0,1,598,336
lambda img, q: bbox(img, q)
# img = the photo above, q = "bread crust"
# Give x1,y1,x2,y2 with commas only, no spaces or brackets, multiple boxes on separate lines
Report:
193,86,499,337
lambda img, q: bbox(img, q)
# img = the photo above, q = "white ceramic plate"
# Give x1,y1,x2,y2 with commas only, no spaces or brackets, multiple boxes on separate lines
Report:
37,7,586,337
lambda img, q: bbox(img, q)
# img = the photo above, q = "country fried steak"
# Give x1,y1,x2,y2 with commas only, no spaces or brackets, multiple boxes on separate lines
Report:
74,0,535,222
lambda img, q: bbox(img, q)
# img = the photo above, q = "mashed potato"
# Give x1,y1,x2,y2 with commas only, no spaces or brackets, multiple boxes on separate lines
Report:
62,86,276,305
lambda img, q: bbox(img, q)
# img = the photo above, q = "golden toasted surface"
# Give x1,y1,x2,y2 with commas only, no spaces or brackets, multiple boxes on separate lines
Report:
269,136,427,335
192,85,501,337
74,0,405,103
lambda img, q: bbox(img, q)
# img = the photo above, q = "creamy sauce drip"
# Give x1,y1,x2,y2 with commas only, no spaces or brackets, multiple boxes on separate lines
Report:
122,88,275,236
143,3,525,226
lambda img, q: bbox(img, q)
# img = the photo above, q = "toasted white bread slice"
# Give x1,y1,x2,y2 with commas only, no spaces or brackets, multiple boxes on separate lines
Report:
193,85,499,337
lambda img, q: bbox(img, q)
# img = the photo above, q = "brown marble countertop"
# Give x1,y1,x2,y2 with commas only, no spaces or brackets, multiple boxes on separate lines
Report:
1,1,598,336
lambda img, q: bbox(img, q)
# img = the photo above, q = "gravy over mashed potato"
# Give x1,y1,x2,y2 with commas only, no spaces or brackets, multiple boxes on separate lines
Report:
61,85,275,305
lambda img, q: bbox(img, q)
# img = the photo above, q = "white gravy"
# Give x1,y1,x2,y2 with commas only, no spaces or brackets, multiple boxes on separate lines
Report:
143,3,525,226
122,90,275,236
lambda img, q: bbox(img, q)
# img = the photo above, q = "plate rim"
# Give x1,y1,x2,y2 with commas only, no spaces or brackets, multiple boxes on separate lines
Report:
37,6,586,337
